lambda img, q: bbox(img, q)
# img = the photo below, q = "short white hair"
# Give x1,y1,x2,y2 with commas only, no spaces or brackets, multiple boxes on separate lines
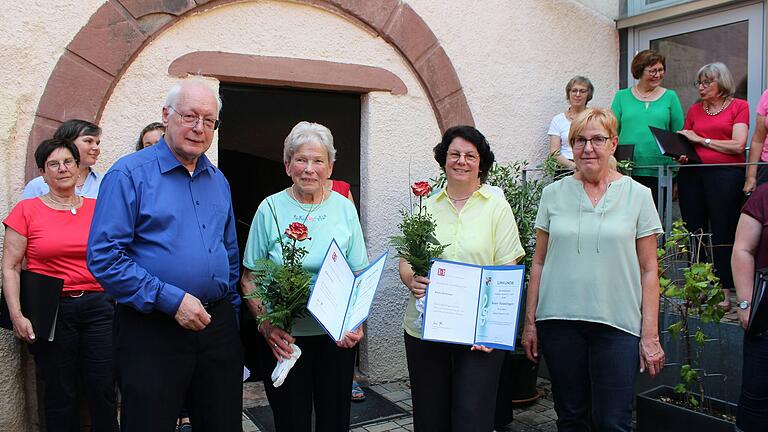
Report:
283,121,336,163
164,77,223,115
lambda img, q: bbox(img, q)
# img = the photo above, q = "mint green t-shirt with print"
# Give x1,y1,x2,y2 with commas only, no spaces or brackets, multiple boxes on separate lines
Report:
243,190,369,336
534,176,663,337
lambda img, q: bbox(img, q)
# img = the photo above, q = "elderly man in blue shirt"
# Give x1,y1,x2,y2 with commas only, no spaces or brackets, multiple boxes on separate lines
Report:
87,79,242,432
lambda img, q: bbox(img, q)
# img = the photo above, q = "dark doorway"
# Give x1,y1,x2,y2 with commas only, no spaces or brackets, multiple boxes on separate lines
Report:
217,84,362,255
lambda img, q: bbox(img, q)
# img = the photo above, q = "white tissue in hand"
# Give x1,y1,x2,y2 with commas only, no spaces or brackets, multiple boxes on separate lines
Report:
413,298,425,330
271,344,302,387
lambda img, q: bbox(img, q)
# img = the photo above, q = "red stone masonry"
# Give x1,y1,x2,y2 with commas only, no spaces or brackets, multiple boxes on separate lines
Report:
26,0,473,180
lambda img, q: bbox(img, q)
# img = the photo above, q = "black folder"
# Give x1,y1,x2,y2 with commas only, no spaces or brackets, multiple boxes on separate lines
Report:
648,126,702,164
749,268,768,335
0,270,64,341
615,144,635,162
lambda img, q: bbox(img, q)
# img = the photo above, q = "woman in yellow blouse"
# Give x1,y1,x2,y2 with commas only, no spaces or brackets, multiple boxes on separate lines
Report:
399,125,525,431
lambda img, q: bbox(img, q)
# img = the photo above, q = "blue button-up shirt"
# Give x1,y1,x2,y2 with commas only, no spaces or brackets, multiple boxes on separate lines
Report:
87,139,240,315
22,169,103,199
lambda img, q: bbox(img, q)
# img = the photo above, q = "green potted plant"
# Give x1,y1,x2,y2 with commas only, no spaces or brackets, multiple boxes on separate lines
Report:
636,220,736,431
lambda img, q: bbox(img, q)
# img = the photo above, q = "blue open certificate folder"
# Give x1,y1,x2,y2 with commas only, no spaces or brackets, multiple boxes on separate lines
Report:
307,239,388,341
422,259,525,350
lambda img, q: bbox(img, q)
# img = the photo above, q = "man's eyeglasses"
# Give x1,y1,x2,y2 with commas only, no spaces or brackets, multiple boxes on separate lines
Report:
447,151,480,163
694,79,714,88
168,106,221,131
46,158,77,170
573,136,610,149
645,68,665,76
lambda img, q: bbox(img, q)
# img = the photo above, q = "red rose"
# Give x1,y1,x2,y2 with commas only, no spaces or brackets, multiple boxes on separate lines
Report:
412,181,431,197
285,222,309,241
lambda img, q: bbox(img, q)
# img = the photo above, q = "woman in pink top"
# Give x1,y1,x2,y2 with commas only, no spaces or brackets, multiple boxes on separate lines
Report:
2,138,118,431
677,62,750,308
744,89,768,193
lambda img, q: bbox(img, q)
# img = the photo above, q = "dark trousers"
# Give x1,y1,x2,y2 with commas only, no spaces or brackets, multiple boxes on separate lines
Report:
537,320,639,432
678,165,744,288
115,300,243,432
404,332,505,432
737,332,768,431
263,335,355,432
29,292,118,432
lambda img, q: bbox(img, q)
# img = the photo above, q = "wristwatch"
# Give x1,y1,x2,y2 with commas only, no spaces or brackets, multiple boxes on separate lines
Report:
704,138,711,147
738,300,750,310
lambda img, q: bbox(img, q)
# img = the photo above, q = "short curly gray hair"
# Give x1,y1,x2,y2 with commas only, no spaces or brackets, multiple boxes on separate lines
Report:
283,121,336,164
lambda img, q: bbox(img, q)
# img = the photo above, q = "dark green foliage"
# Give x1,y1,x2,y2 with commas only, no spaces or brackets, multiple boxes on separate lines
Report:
390,195,448,277
242,201,312,332
657,219,725,410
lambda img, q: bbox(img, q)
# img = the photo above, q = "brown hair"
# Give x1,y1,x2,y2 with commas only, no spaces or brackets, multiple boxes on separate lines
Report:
631,49,666,80
565,76,595,103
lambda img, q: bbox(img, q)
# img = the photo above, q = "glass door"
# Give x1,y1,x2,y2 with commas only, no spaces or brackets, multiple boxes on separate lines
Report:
633,2,764,131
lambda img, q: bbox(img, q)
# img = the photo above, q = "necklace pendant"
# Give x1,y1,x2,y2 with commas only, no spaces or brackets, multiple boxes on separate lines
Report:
70,207,77,215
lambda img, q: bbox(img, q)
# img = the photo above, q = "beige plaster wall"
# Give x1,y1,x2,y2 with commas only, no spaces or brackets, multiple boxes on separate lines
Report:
409,0,619,166
0,0,619,423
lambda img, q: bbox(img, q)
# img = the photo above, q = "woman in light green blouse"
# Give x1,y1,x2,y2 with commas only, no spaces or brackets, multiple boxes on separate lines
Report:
611,49,684,205
522,108,665,431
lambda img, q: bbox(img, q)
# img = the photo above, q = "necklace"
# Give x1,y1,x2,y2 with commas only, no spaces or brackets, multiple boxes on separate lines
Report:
44,194,80,215
288,186,325,223
703,98,731,116
447,185,480,203
634,85,657,100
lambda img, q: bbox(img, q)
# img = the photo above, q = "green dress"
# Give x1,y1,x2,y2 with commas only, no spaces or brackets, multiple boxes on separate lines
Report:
611,88,684,177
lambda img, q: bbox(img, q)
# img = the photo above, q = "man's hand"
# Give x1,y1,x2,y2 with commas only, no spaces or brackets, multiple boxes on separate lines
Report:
174,293,211,331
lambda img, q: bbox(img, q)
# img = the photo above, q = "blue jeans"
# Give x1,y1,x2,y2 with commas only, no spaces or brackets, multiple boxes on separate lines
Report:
538,320,639,432
737,332,768,431
29,291,118,432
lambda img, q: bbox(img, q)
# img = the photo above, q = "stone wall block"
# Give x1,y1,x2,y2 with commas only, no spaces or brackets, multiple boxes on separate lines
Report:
381,3,437,66
415,46,463,106
68,1,148,76
35,52,113,124
326,0,400,34
435,90,475,132
117,0,197,18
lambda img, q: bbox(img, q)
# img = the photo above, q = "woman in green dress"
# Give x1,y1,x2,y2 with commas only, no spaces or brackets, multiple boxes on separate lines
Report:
611,49,684,205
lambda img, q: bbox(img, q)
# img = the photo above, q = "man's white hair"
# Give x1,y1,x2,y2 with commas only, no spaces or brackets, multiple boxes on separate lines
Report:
164,77,223,115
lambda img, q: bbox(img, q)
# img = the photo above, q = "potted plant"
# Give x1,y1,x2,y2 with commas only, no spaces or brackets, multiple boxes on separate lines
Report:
635,220,736,431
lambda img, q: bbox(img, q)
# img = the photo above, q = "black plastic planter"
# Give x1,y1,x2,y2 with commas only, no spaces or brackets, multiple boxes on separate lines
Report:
636,385,737,432
494,349,541,428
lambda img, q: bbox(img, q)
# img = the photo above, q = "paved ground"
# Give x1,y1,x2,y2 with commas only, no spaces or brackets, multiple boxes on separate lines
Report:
241,377,559,432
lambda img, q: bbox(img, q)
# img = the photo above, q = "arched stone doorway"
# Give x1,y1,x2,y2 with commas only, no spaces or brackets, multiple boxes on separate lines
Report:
25,0,474,180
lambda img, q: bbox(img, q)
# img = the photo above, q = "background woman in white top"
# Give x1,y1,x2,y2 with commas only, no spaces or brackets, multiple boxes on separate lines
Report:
547,76,594,170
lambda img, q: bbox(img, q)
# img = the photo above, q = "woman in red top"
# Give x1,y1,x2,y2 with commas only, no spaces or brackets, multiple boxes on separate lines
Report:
2,138,118,431
677,62,750,308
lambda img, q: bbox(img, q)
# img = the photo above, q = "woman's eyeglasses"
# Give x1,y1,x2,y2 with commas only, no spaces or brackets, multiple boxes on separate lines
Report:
573,136,610,149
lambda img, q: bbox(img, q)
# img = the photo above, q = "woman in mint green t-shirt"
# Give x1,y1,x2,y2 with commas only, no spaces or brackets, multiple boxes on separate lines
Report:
523,109,665,431
241,121,369,432
611,49,684,205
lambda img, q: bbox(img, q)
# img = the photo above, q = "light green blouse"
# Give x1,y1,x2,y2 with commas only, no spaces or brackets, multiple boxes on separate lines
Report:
243,190,369,337
534,176,662,336
611,87,684,177
403,185,526,338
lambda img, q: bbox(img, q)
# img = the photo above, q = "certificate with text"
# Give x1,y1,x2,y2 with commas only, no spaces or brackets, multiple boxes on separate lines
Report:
422,260,525,350
307,239,388,341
